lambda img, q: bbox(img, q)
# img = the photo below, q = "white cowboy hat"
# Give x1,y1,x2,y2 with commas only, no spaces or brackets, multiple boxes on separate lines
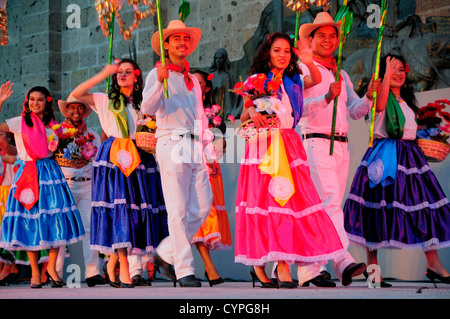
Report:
58,94,92,119
151,20,201,57
299,12,341,43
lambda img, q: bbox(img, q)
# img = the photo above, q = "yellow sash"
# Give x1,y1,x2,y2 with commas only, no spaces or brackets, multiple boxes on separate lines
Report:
259,130,295,207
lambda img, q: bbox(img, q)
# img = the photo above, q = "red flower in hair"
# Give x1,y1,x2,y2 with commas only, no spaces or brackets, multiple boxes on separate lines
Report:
405,64,410,73
47,96,52,102
134,69,141,77
207,74,215,81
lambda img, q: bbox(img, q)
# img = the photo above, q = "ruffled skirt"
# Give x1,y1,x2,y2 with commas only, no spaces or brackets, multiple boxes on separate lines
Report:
235,129,344,266
90,137,169,255
0,158,85,251
192,170,232,250
343,139,450,251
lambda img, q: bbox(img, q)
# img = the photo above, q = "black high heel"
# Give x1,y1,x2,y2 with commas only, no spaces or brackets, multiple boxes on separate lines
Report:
105,267,120,288
205,271,224,287
119,280,135,288
45,271,66,288
249,267,278,288
425,268,450,287
0,273,18,286
274,266,297,289
363,270,392,288
30,282,43,289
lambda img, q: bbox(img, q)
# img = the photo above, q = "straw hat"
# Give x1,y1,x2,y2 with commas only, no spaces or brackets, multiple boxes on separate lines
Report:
58,95,92,119
299,12,341,43
151,20,201,57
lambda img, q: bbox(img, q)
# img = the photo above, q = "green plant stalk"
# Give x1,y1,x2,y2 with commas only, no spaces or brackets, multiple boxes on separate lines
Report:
330,18,346,155
106,12,115,93
156,0,169,99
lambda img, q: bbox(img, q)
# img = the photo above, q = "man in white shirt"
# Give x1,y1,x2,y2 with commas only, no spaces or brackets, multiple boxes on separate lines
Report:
57,96,104,287
141,20,217,287
297,12,380,287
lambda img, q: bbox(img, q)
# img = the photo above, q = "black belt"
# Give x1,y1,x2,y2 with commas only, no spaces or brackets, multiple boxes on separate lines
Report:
180,133,200,141
303,133,348,143
66,177,91,182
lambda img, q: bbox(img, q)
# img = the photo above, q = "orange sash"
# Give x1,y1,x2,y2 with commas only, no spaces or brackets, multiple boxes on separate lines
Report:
109,138,141,177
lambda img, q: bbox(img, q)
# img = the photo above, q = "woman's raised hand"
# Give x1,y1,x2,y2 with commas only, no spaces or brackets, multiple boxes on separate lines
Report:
102,63,120,78
0,81,13,105
294,40,313,66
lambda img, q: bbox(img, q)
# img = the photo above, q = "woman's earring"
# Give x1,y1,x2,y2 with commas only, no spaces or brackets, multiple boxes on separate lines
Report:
134,82,140,91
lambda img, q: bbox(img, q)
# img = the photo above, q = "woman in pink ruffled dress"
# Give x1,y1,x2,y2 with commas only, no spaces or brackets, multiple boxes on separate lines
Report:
234,32,345,288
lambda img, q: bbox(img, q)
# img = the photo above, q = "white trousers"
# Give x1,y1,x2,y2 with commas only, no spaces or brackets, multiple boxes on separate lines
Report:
67,180,101,279
128,254,150,278
155,135,212,279
297,138,355,284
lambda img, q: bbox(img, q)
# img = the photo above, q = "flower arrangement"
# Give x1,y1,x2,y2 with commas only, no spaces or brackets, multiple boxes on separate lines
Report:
204,104,223,128
136,113,157,133
232,70,287,115
135,112,157,154
226,114,235,125
417,99,450,144
50,124,98,161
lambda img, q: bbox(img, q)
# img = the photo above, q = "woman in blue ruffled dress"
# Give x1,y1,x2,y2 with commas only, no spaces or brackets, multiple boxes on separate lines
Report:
343,55,450,287
0,84,85,288
70,59,169,288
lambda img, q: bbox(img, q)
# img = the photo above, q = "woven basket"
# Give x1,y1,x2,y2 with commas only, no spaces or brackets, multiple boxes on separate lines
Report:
135,132,157,154
416,139,450,163
54,153,89,168
235,114,280,143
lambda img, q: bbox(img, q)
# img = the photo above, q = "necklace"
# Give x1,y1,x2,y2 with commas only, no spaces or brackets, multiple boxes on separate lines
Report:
393,92,404,103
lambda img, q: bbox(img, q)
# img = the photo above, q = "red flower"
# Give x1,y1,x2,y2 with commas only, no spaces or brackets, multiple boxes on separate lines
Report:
405,64,410,73
134,69,141,77
207,74,215,81
47,96,52,102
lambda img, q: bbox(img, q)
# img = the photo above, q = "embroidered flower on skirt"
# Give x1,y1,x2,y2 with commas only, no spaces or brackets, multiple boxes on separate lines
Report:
368,158,384,185
116,150,133,169
268,176,294,201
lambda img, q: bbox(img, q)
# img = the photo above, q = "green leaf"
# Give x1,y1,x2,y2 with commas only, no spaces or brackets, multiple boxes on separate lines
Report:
344,10,353,35
334,5,349,22
179,1,190,22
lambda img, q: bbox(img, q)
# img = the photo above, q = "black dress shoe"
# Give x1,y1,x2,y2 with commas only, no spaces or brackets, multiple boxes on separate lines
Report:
178,275,202,287
86,274,108,287
152,252,176,282
342,262,366,286
302,274,336,287
320,270,331,280
132,275,151,286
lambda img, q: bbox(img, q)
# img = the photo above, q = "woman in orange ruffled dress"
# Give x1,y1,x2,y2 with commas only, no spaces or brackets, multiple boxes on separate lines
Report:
191,70,232,286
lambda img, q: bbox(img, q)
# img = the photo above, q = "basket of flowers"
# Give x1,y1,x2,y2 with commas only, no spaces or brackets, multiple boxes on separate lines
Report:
232,71,285,143
135,113,157,154
416,99,450,162
50,124,98,168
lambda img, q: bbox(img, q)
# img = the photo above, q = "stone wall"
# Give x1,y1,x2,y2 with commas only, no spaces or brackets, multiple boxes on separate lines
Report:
416,0,450,22
0,0,271,131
